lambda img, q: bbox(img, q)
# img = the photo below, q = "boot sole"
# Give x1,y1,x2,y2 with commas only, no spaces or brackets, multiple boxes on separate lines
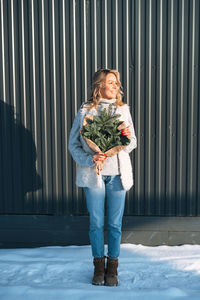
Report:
92,281,104,286
104,282,118,286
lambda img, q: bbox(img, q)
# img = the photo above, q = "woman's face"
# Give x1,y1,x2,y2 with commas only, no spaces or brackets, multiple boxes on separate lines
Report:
99,73,118,99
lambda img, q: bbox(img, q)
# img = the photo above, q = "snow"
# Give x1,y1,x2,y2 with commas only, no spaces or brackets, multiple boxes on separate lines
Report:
0,243,200,299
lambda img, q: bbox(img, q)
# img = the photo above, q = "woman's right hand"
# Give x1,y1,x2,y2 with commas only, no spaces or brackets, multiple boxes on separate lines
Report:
92,152,107,163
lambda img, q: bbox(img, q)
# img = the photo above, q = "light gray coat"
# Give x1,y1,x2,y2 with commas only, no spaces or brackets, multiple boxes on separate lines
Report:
68,103,137,191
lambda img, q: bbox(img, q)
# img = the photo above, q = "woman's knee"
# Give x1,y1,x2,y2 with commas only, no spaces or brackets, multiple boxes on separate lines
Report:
89,216,104,231
107,222,122,233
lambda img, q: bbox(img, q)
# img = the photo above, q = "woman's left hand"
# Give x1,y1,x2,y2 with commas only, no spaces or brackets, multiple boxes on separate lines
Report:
121,126,130,139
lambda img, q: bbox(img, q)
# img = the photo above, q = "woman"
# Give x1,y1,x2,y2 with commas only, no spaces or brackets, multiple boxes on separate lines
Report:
68,68,137,286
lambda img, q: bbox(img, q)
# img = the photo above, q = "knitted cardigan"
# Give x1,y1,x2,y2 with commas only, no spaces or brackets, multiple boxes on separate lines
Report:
68,102,137,191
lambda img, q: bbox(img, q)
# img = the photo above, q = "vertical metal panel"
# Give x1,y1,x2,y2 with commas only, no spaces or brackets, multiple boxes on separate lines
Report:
134,0,143,215
62,0,69,214
0,0,200,216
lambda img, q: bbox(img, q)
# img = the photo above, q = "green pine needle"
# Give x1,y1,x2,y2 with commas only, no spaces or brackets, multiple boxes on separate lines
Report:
82,104,130,152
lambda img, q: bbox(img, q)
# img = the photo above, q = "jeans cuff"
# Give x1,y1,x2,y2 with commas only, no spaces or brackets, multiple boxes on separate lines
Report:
107,256,118,260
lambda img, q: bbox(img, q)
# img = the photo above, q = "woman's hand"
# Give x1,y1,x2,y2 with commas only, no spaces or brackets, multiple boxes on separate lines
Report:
121,126,131,139
92,152,107,163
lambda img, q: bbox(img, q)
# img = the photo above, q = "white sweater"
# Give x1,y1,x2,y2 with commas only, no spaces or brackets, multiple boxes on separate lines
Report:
68,101,137,191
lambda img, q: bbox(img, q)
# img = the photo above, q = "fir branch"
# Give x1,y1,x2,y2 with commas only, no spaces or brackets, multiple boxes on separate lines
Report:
82,104,130,152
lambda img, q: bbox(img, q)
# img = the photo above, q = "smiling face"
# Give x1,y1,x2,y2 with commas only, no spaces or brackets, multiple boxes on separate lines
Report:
99,73,119,99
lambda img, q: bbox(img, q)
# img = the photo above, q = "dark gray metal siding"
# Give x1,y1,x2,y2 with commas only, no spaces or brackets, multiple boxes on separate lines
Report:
0,0,199,216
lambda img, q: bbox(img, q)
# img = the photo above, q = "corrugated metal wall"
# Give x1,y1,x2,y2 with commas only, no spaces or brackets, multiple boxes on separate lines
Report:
0,0,199,216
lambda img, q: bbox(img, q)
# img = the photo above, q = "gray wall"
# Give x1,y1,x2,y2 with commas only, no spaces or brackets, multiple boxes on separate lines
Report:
0,0,200,217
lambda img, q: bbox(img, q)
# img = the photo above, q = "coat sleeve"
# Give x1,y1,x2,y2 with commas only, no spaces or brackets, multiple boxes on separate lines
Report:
68,109,95,167
123,105,137,154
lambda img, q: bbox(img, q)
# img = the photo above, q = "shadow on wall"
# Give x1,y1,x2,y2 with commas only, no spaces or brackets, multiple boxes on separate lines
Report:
0,100,42,213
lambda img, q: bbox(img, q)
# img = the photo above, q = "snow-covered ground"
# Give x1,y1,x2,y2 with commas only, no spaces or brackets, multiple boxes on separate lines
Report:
0,243,200,299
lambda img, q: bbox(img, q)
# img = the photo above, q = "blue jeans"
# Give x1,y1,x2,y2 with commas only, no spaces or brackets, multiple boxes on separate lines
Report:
83,175,126,259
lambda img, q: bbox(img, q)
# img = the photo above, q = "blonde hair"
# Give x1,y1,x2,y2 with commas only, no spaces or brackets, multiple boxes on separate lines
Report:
83,69,125,110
